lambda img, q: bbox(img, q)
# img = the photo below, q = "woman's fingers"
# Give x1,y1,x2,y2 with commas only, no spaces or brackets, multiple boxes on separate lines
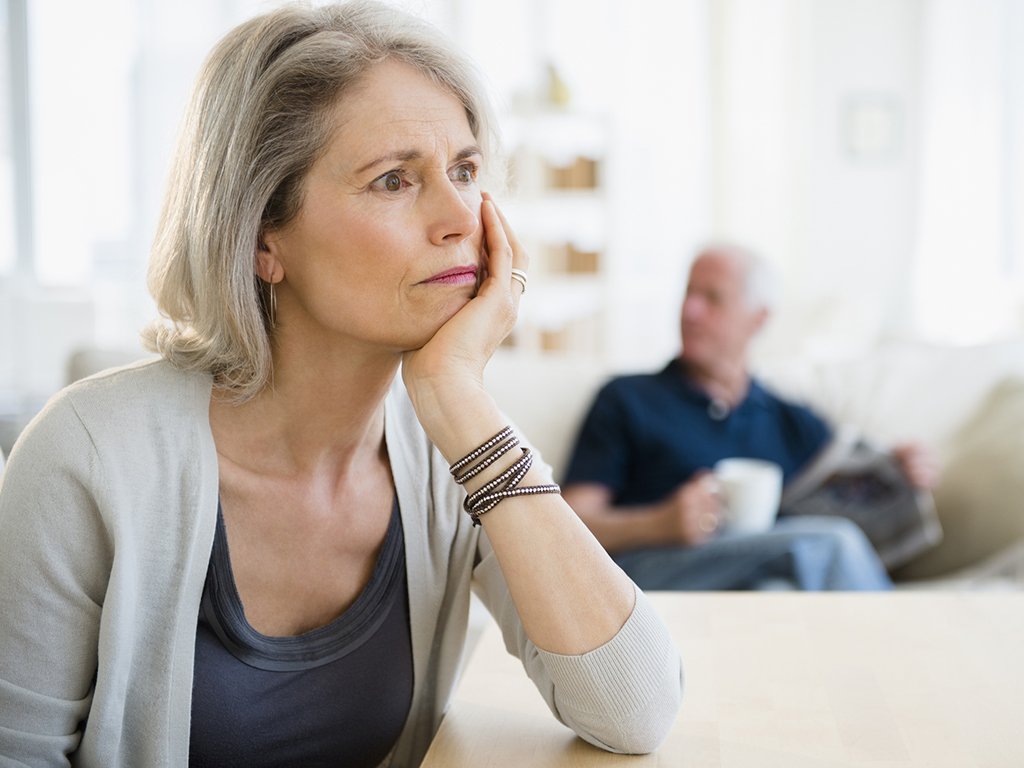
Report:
480,192,528,296
480,194,510,277
401,196,522,398
485,193,527,261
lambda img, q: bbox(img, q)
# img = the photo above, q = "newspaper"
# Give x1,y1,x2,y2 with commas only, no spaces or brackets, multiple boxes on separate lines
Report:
780,425,943,570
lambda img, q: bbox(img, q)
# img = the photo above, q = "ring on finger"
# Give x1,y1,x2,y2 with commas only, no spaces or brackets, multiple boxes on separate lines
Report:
698,512,719,534
510,268,527,294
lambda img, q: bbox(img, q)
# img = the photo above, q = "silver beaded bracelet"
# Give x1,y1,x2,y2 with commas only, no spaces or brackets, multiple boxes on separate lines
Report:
449,426,562,526
464,447,534,514
468,483,563,526
449,426,515,479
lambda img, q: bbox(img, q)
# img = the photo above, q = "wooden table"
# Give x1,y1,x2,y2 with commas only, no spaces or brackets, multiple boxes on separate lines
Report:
422,592,1024,767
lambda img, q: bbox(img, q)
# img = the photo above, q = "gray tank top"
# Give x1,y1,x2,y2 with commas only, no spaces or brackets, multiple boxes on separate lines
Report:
189,499,412,767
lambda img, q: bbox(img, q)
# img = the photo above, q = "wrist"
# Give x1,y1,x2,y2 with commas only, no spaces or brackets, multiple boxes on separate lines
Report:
405,375,506,465
653,498,677,540
654,494,691,545
448,426,561,526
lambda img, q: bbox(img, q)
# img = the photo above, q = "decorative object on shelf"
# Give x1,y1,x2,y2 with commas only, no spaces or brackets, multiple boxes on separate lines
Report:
546,156,600,190
539,242,601,275
499,107,609,356
544,62,571,108
842,94,903,163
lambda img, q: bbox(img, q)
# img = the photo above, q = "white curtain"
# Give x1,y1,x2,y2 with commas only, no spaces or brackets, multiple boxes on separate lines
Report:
912,0,1024,342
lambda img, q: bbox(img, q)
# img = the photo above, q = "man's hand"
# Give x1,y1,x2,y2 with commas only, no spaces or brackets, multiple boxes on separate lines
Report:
659,472,722,546
891,442,939,490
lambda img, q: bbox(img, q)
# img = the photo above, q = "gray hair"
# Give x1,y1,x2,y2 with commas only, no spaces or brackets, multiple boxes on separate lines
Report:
695,241,780,312
143,0,499,401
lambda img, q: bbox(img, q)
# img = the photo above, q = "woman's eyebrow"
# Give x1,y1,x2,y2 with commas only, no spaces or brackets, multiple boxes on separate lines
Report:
355,150,421,175
452,145,482,162
354,144,482,176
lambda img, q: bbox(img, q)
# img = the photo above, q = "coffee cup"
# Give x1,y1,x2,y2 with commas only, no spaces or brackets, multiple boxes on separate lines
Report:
713,458,783,533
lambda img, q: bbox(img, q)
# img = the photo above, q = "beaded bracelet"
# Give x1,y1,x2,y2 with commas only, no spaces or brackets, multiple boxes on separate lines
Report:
449,426,562,526
450,423,520,483
468,483,562,526
452,433,520,484
464,447,534,514
449,426,515,479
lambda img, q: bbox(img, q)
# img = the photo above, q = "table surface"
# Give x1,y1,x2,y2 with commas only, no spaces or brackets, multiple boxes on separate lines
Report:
421,592,1024,768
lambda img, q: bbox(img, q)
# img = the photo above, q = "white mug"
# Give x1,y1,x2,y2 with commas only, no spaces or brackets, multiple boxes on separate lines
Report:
713,458,783,534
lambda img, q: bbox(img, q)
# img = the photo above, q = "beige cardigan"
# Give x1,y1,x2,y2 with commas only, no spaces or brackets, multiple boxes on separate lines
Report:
0,360,682,767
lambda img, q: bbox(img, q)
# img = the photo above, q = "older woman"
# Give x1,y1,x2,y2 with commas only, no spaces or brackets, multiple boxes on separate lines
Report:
0,2,682,766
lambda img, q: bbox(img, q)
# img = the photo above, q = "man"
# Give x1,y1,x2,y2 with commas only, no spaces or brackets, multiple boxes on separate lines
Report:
562,243,935,590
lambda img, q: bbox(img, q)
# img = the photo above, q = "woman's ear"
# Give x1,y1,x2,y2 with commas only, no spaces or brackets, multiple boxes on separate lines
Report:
255,231,284,284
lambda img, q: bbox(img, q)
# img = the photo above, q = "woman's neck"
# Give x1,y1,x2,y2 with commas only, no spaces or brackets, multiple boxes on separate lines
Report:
210,339,401,479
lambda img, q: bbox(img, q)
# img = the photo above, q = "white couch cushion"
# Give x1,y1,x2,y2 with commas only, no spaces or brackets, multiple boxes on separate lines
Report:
761,338,1024,459
484,351,612,480
896,377,1024,579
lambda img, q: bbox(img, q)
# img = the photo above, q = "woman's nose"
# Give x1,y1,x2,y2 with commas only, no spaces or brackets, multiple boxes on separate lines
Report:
426,181,479,246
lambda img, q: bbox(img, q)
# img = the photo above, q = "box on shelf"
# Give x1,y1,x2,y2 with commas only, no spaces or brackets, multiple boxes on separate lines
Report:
538,242,602,275
545,156,600,190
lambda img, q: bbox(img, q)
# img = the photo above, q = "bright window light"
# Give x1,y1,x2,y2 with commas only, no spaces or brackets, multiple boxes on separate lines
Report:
0,0,16,275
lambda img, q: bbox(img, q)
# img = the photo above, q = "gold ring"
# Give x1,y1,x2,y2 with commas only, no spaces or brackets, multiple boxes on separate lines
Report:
510,268,527,294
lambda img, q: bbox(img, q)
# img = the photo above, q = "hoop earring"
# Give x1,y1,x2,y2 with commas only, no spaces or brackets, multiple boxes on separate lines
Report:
269,281,277,330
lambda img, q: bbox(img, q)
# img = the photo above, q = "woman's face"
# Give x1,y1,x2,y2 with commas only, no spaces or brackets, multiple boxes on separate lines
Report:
265,59,484,353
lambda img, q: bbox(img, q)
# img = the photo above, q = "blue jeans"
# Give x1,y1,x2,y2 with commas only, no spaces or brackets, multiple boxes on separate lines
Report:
613,516,892,591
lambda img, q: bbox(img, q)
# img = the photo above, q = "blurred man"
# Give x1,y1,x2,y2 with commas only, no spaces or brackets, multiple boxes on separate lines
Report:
562,243,935,590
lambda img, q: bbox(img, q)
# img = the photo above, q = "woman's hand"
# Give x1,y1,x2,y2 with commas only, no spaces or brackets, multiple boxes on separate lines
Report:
403,197,643,663
401,193,528,454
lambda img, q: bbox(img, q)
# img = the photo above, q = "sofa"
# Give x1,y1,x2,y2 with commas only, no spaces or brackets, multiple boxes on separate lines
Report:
484,338,1024,590
13,338,1024,590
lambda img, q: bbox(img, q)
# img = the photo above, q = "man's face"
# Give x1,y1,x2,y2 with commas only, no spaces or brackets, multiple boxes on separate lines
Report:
679,252,764,372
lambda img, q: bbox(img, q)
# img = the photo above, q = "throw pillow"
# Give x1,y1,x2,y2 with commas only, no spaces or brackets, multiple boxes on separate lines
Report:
895,376,1024,580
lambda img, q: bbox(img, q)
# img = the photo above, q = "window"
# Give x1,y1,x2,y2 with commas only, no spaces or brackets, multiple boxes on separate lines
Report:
0,0,19,275
911,0,1024,342
26,0,136,285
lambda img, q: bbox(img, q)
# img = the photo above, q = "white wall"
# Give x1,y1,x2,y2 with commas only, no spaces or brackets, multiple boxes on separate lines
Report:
797,0,923,351
600,0,713,370
712,0,925,365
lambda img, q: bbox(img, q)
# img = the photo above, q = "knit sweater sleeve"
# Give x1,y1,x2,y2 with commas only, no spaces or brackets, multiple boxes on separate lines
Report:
473,547,683,754
0,393,110,766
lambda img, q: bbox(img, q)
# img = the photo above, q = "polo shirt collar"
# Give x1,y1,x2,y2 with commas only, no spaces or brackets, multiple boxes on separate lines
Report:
661,357,771,417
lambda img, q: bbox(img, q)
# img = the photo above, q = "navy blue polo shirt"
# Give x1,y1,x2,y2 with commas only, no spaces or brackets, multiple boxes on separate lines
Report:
563,359,831,506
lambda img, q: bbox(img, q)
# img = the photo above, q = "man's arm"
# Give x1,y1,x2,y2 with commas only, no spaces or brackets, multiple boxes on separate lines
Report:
563,475,721,555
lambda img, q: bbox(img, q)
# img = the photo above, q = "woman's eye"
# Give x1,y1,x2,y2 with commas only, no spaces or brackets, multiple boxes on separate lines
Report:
372,171,406,193
451,163,477,184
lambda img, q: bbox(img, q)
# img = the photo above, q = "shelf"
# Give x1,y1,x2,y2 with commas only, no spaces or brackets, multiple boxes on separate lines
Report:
499,107,613,357
502,196,607,250
502,110,610,164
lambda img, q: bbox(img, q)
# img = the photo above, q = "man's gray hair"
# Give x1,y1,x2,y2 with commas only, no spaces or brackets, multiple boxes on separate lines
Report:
697,242,780,312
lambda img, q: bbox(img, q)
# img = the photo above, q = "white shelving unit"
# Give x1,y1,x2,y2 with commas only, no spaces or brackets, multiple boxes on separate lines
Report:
501,109,611,355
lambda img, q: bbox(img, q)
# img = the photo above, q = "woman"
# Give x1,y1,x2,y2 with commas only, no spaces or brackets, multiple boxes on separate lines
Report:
0,2,682,766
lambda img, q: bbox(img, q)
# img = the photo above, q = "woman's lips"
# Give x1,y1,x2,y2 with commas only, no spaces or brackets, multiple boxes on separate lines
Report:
422,266,478,286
